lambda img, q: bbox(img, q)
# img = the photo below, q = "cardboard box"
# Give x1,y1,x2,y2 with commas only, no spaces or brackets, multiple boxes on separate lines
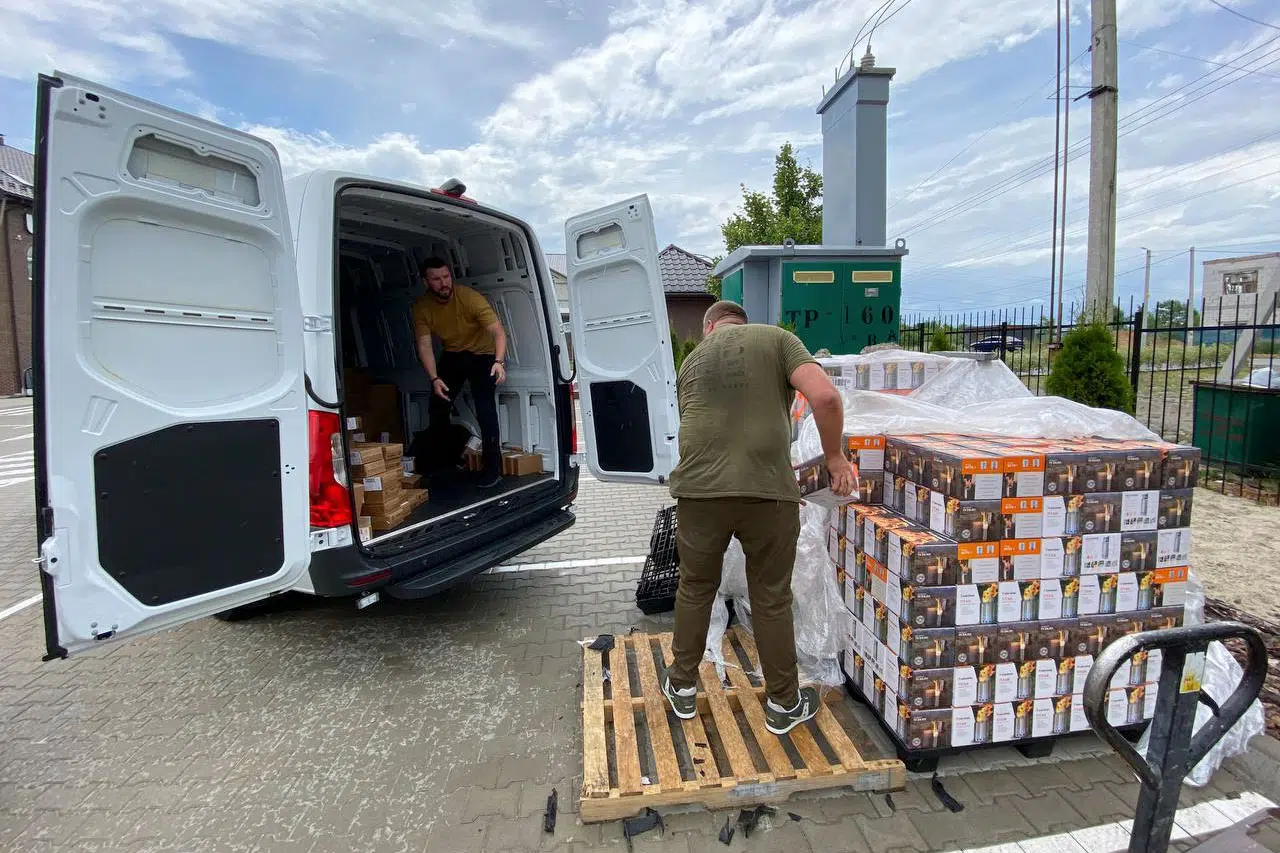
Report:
898,626,956,669
930,494,1004,542
349,444,388,479
904,667,955,710
864,513,913,564
402,473,423,489
357,516,372,542
853,471,886,505
1000,538,1043,581
1159,444,1201,489
904,708,952,751
956,542,1002,585
955,625,998,667
1158,489,1194,529
890,525,959,586
1156,528,1191,568
345,416,363,432
1001,497,1045,540
1040,536,1084,579
405,488,429,510
1120,531,1160,572
463,448,483,471
901,585,958,629
353,483,366,517
844,434,886,472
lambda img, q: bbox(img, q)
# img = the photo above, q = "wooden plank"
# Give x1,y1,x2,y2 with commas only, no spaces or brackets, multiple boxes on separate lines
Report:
580,756,906,822
581,643,610,797
731,628,832,776
656,635,726,788
721,635,797,780
814,706,867,771
630,633,684,792
610,637,644,795
696,659,759,783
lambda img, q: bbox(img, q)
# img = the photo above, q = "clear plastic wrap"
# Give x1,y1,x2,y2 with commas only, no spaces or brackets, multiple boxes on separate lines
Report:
703,502,853,687
713,352,1162,695
1136,640,1265,787
1140,569,1263,787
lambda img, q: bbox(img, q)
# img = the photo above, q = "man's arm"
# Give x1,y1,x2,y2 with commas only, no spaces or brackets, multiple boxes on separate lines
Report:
417,334,450,400
486,320,507,364
790,362,855,496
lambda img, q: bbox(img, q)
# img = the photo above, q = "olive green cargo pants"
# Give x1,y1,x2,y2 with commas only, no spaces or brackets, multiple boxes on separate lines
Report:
667,497,802,708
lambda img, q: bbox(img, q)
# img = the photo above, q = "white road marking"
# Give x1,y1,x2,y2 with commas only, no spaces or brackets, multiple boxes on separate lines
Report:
0,594,42,622
1,433,32,442
490,555,647,574
0,449,34,487
0,476,35,489
965,792,1275,852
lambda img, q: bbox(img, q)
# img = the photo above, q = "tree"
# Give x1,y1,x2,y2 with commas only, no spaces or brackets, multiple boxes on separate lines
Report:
705,255,724,300
1045,323,1134,413
930,327,952,352
720,143,823,253
1152,299,1201,328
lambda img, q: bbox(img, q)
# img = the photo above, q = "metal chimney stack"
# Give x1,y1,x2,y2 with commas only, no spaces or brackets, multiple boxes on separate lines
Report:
817,50,896,247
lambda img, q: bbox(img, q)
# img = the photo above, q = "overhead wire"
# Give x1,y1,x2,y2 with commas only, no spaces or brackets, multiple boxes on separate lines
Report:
1206,0,1280,32
1120,39,1280,80
893,35,1280,238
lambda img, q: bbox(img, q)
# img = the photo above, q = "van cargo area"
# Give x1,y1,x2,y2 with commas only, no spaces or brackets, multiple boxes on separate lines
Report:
335,186,563,546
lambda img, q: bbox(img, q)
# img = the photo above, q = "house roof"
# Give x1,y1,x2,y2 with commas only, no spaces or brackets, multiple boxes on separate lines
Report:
659,244,713,295
0,138,34,201
545,253,567,279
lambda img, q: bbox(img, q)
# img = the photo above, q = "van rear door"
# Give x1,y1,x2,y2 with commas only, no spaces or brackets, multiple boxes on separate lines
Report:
565,195,678,484
32,73,312,658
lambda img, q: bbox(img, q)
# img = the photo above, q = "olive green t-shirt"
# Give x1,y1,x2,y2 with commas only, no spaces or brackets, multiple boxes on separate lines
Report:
668,324,817,502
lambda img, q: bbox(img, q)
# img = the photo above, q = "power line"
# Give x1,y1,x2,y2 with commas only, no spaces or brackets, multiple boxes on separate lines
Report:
888,53,1088,213
1207,0,1280,32
1120,39,1280,80
894,36,1280,238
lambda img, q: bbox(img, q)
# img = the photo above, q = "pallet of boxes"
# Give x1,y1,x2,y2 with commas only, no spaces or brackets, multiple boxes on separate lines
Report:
345,415,429,542
827,431,1199,769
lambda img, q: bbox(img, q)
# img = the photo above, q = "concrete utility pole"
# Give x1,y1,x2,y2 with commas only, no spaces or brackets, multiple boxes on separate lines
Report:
1186,246,1196,346
1084,0,1119,318
1142,247,1152,312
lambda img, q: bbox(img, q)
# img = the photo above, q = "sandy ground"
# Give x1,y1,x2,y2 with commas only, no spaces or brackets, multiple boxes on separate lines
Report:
1192,488,1280,621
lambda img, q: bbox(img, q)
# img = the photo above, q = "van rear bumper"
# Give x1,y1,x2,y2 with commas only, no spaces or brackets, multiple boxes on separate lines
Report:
306,481,577,598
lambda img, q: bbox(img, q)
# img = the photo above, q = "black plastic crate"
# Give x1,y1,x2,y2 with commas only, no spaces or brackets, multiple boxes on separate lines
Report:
636,506,679,614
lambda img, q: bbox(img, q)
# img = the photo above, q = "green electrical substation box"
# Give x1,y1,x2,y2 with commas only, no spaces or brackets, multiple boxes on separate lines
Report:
714,244,906,354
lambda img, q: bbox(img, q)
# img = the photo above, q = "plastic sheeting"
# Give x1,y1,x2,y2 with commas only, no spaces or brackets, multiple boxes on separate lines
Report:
705,350,1165,690
1140,570,1266,787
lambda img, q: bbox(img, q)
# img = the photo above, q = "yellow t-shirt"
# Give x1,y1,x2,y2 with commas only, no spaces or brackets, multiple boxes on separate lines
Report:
411,285,499,355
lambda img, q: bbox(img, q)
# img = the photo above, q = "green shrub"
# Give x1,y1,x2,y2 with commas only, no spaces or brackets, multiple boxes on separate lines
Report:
1046,323,1135,413
930,327,951,352
672,330,700,373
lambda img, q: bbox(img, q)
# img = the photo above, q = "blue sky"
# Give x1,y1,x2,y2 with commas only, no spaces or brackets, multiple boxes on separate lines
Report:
1,0,1277,317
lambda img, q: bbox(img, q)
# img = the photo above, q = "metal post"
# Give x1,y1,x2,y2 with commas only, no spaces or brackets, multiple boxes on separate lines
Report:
1049,0,1063,338
1129,308,1143,397
1185,246,1196,347
1085,0,1119,317
1142,247,1152,312
999,320,1009,361
1057,0,1071,340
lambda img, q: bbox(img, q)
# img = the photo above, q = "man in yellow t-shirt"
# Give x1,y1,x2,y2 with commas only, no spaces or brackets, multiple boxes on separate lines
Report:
412,257,508,487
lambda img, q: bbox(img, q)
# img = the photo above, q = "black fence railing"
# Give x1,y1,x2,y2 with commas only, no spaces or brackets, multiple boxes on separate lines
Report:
900,293,1280,505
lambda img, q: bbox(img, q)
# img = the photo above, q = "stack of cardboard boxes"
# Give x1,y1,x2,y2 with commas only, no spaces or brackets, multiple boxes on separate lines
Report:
346,416,428,541
832,433,1199,753
461,445,546,477
343,370,405,445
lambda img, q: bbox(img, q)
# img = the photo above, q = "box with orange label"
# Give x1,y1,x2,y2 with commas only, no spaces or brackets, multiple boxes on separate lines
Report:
843,434,886,472
1000,496,1045,540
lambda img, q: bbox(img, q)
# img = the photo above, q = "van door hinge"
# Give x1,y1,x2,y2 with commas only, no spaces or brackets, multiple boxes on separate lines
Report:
37,536,63,578
303,315,332,332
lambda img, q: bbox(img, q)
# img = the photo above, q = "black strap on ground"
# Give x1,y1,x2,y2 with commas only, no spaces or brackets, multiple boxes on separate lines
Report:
543,788,557,833
587,634,615,652
931,774,965,812
885,793,896,812
623,808,663,851
738,805,775,838
718,816,735,845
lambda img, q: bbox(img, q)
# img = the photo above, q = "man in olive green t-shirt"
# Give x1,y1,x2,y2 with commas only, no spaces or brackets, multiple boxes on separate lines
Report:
413,257,508,487
662,301,854,736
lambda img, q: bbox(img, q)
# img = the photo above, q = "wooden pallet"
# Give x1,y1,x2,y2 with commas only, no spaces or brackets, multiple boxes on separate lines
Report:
580,626,905,822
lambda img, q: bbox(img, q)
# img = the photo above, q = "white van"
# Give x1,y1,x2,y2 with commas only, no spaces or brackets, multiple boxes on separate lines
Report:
32,73,679,658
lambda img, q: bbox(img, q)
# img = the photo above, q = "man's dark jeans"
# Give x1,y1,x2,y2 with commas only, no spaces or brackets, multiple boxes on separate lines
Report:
430,350,500,479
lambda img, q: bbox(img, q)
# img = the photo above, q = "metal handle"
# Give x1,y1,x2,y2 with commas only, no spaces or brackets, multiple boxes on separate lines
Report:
1082,621,1265,790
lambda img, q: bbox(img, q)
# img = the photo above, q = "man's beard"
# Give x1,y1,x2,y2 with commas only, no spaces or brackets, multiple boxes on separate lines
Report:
432,286,452,301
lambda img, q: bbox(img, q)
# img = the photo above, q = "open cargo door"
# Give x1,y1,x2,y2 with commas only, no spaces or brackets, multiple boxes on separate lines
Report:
33,73,312,657
565,196,678,484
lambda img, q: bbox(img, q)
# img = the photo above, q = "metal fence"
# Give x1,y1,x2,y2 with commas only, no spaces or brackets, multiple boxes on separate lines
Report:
900,293,1280,505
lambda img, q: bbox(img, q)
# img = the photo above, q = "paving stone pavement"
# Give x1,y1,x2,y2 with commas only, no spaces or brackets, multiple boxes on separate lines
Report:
2,398,1279,851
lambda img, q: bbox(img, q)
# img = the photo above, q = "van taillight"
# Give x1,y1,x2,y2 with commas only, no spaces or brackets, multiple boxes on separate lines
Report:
309,411,352,528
